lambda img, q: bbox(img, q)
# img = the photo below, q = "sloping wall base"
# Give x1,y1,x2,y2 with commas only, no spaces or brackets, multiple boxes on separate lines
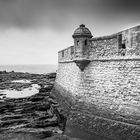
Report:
52,83,140,140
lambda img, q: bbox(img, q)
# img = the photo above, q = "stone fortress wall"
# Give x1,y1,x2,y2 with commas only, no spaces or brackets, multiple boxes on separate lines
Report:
53,25,140,140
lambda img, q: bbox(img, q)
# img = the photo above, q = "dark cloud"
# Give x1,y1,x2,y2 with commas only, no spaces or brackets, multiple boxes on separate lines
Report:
83,0,140,18
0,0,139,30
107,0,140,12
0,0,75,30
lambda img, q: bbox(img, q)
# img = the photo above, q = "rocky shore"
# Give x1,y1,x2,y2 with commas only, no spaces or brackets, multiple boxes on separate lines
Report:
0,71,80,140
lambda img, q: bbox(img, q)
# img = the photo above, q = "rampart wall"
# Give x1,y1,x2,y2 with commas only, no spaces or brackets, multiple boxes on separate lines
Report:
58,25,140,62
53,25,140,140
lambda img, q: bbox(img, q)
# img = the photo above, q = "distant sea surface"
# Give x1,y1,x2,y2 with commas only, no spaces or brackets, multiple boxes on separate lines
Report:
0,64,57,74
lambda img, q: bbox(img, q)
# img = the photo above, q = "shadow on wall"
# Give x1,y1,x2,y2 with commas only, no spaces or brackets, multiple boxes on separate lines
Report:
65,125,114,140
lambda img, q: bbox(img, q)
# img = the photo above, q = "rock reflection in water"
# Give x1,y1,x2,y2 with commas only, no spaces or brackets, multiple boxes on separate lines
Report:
12,79,31,83
0,84,40,98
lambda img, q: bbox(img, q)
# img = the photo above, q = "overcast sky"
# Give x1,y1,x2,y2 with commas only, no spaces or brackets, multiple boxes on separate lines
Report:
0,0,140,64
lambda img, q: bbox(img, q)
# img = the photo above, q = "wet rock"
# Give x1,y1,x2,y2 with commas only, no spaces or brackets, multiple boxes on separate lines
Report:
0,119,28,128
48,98,58,105
1,114,23,121
29,96,45,102
39,85,53,92
47,73,56,79
2,96,6,99
0,94,6,96
0,71,67,140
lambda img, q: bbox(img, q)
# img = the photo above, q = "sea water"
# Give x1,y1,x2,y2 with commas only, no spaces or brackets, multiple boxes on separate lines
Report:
0,64,57,74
